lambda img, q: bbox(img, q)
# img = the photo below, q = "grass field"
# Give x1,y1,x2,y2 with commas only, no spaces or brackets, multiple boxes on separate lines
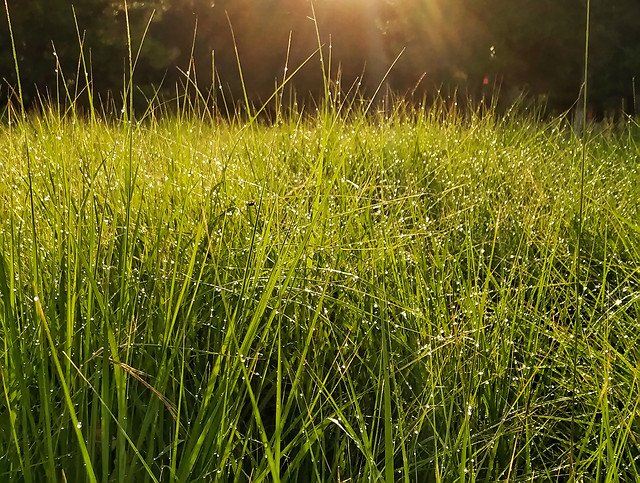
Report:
0,97,639,481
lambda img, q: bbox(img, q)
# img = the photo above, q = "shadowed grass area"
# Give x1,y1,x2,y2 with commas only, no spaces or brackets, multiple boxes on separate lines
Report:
0,100,639,481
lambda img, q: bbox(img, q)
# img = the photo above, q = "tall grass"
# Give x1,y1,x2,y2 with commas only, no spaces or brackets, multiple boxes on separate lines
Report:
1,91,639,481
571,0,591,477
2,3,640,481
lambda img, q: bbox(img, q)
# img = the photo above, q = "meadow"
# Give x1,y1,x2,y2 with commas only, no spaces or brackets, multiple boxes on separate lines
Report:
0,95,639,482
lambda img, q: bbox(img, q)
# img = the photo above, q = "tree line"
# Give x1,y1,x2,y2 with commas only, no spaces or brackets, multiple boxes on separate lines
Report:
2,0,639,116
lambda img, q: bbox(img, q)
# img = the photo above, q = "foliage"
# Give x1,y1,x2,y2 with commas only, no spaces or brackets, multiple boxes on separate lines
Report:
2,0,640,113
1,88,640,480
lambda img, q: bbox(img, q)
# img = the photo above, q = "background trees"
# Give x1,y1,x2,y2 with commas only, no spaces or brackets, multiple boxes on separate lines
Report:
2,0,639,115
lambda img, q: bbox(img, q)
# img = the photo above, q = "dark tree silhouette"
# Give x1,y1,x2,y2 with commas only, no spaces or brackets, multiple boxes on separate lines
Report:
1,0,639,115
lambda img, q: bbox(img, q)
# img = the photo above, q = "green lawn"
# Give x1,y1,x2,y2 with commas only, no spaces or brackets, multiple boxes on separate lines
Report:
1,101,639,481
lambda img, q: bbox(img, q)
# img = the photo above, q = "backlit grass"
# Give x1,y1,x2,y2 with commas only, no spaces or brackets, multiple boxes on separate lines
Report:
1,101,639,482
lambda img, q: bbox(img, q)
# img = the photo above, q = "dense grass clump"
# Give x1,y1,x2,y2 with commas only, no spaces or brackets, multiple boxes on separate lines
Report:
0,103,639,482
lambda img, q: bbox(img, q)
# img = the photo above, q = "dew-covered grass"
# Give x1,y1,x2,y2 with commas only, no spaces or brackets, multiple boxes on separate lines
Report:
1,101,639,482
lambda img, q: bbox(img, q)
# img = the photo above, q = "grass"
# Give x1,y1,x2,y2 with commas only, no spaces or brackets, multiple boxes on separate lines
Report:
0,93,639,482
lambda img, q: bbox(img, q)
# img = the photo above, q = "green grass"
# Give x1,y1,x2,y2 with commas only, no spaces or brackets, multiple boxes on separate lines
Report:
0,97,639,482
